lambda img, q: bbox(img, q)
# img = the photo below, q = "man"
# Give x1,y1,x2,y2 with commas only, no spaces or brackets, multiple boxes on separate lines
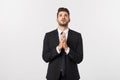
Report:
42,7,83,80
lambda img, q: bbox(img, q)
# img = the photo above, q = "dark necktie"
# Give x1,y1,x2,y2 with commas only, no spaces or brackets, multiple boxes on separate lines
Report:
60,32,66,77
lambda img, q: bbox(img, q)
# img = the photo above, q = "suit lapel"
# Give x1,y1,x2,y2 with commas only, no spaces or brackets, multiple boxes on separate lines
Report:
67,29,72,45
54,29,59,46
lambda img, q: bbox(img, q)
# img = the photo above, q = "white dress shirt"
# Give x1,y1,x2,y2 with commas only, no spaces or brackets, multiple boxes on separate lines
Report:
56,28,70,54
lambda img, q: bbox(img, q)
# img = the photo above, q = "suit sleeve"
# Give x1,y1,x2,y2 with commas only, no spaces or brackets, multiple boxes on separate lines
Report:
42,33,59,63
68,33,83,64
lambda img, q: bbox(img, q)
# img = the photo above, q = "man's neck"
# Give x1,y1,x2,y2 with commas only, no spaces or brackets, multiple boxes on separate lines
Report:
58,26,68,32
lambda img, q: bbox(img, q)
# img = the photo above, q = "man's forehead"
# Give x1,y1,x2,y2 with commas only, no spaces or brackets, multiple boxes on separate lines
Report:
58,11,68,15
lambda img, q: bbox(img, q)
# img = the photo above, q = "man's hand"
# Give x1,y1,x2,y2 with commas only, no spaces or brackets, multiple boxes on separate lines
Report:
58,40,63,51
63,41,68,51
58,32,68,51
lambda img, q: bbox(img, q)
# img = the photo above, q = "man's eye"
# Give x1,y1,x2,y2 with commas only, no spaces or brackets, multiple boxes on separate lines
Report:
59,15,62,17
64,14,68,17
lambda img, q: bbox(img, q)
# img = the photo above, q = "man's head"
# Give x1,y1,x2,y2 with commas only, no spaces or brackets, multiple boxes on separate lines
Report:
57,7,70,27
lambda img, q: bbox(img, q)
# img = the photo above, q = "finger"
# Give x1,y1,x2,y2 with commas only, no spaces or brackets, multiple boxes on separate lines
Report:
62,32,65,35
63,37,67,42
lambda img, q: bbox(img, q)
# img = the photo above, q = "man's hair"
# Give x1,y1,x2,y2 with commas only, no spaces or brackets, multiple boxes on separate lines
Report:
57,7,70,17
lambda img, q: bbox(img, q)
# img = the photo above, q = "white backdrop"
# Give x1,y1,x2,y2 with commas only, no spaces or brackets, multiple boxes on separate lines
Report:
0,0,120,80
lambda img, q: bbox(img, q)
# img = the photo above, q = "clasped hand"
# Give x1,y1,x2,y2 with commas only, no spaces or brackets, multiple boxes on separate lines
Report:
58,32,68,51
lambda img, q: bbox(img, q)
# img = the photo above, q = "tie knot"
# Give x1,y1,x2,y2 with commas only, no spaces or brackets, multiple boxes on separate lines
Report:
61,32,63,35
61,32,65,35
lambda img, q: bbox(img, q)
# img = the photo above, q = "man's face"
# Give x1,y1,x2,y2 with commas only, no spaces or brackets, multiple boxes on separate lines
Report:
57,11,70,27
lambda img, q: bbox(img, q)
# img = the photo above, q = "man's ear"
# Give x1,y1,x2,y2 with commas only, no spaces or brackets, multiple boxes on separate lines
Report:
56,18,58,22
69,18,70,22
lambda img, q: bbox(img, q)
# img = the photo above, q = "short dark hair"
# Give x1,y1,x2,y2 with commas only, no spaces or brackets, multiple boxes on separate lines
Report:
57,7,70,17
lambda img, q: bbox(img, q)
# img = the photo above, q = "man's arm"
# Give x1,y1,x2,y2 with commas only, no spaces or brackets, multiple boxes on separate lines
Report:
68,33,83,64
42,33,59,63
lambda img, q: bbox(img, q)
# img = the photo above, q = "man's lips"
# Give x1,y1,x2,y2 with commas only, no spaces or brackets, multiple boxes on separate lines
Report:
61,19,66,22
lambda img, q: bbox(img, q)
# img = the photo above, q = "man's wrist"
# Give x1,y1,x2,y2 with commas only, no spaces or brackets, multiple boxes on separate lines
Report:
65,47,70,54
64,47,68,51
56,46,61,54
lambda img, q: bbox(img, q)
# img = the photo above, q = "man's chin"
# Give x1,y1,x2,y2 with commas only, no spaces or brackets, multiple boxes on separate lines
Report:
59,23,68,27
60,24,67,27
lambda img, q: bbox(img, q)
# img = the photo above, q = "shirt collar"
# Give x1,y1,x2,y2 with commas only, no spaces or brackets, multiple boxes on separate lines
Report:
57,28,69,35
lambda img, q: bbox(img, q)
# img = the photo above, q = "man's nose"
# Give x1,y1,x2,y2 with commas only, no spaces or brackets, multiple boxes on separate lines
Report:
61,15,65,18
62,16,65,19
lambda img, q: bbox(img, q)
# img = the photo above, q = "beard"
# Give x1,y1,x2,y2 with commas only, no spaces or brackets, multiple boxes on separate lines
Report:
58,21,68,27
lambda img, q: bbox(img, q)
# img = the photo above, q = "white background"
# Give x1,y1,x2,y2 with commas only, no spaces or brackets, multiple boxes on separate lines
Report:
0,0,120,80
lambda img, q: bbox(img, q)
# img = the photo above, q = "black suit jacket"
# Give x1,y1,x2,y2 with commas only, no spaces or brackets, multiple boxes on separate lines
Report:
42,29,83,80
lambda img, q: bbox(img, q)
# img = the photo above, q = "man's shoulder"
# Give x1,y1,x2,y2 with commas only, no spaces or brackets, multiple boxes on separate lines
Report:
69,29,81,35
45,29,57,35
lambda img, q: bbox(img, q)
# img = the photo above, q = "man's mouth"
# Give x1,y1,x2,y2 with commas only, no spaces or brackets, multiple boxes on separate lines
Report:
61,20,66,22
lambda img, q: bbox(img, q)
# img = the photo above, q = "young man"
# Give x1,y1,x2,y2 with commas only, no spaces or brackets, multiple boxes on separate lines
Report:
42,7,83,80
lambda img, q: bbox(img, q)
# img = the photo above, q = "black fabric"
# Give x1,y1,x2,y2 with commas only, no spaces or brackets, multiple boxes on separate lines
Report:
59,71,66,80
60,49,66,77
